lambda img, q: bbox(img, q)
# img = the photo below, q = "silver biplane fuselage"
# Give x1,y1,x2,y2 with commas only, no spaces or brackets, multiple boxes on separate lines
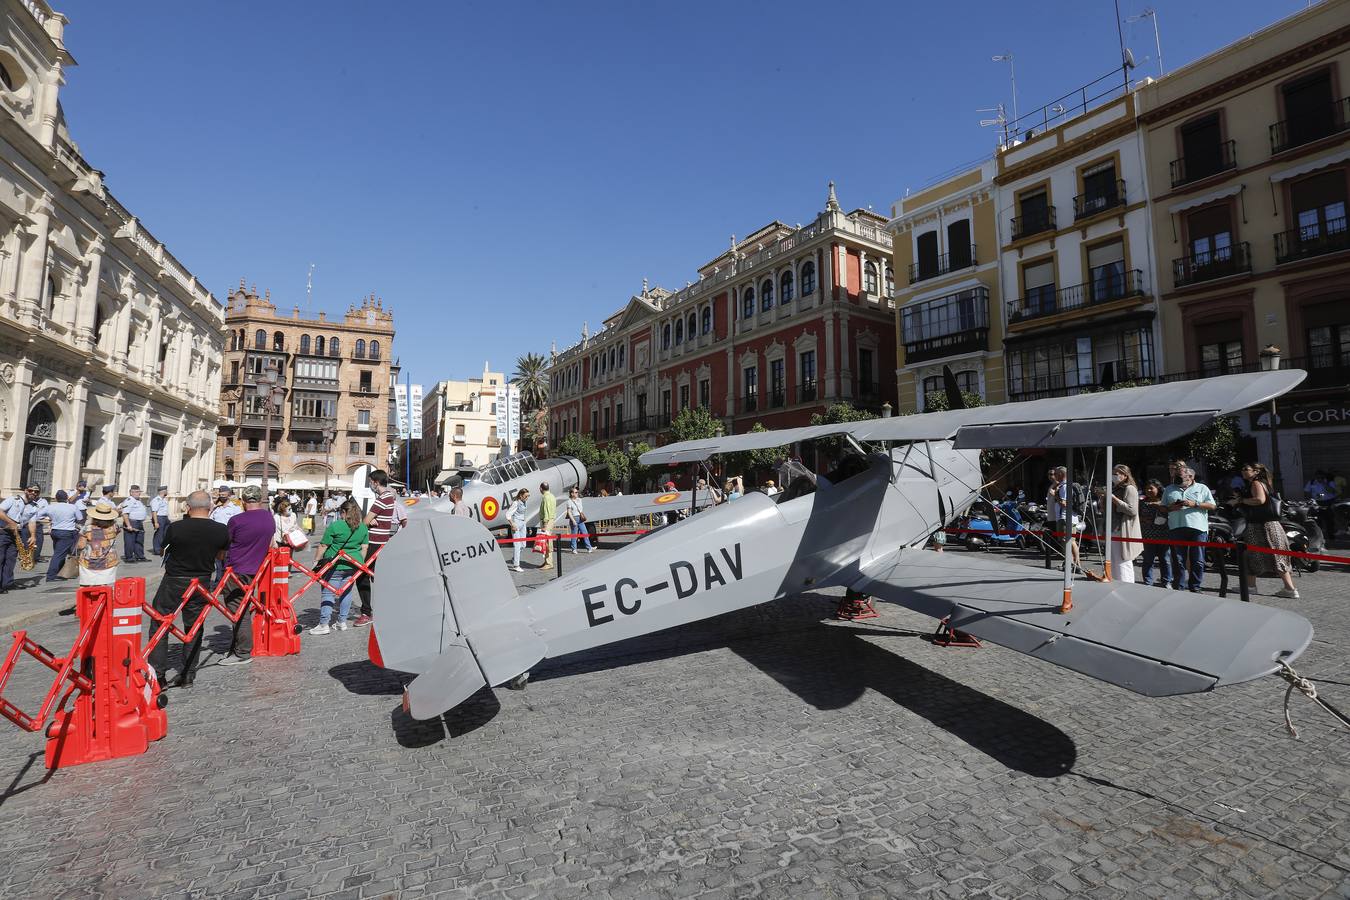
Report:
456,452,588,529
373,371,1315,724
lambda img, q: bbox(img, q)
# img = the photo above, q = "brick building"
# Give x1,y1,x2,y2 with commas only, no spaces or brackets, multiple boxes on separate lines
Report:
215,285,397,487
548,185,899,450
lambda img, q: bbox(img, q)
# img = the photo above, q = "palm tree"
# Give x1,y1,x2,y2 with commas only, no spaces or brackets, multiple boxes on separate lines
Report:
511,352,550,414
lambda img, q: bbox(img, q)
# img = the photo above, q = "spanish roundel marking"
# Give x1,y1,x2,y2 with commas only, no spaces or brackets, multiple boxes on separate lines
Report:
653,492,680,505
481,497,500,520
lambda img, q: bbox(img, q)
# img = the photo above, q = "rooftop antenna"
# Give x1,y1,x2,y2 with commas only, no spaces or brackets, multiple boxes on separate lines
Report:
1125,7,1164,78
305,263,315,316
978,104,1009,148
991,54,1018,126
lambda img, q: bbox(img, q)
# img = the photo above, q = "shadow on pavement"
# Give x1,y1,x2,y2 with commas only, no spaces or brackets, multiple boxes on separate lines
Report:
390,686,501,748
328,659,405,696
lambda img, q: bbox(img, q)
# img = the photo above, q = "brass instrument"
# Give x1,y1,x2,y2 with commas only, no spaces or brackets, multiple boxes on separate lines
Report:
12,527,35,571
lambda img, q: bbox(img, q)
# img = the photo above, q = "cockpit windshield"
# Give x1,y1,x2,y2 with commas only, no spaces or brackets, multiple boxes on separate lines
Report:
475,452,538,486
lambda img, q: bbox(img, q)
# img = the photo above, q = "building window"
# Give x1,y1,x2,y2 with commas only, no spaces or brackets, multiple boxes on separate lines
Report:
1087,240,1126,301
1008,328,1154,400
1195,319,1245,376
769,359,785,406
358,409,370,426
761,278,774,310
916,231,939,281
1022,259,1057,316
615,402,623,427
1283,171,1349,262
858,349,875,396
743,366,758,410
864,262,879,294
701,306,712,334
674,319,684,345
679,384,690,411
273,331,284,351
780,270,794,303
661,389,671,419
359,370,372,392
662,323,671,349
1176,113,1231,185
921,371,978,407
743,287,755,318
602,407,610,436
1277,68,1336,153
299,334,310,355
329,337,340,357
801,260,816,295
699,379,710,408
254,329,266,349
1308,321,1350,370
366,442,376,455
884,265,895,299
355,339,366,359
316,335,325,356
349,441,360,454
947,219,972,269
799,351,816,400
1078,160,1120,218
618,344,625,369
369,340,380,360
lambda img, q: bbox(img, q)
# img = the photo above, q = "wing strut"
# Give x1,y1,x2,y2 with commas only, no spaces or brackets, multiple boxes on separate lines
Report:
1061,446,1075,613
1103,444,1114,581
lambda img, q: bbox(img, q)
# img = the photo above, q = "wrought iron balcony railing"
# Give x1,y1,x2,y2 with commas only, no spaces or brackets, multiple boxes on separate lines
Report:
1007,269,1147,324
1172,242,1251,287
1169,140,1236,188
1270,96,1350,155
1073,180,1126,220
1274,217,1350,264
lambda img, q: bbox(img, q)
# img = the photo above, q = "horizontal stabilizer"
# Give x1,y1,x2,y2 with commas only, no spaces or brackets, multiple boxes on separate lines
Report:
405,639,487,720
852,550,1313,697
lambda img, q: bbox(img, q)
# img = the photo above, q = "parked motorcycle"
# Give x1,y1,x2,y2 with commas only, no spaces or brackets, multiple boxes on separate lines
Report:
1280,499,1326,573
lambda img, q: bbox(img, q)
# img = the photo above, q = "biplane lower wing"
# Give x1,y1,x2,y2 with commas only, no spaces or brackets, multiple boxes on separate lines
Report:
851,550,1313,697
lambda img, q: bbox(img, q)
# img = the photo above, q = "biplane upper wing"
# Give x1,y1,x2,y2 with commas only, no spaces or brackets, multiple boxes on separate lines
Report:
639,370,1306,464
548,489,717,526
851,549,1313,697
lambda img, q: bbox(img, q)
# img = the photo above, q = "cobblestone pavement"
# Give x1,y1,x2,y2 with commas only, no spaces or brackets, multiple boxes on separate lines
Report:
0,534,1346,899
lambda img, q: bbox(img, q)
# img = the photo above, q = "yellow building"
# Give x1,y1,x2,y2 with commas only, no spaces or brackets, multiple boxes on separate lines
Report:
887,159,1005,412
1138,0,1350,491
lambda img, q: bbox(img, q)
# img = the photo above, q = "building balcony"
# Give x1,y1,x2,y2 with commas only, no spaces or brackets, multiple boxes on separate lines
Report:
908,245,977,284
1073,180,1126,220
901,285,992,364
290,415,336,432
1169,140,1237,189
1270,97,1350,155
768,389,786,409
293,376,341,392
738,394,759,415
1172,243,1251,288
1010,207,1056,242
347,422,376,432
1007,269,1147,325
239,411,280,428
904,327,991,364
796,383,818,404
1008,364,1156,402
1274,218,1350,265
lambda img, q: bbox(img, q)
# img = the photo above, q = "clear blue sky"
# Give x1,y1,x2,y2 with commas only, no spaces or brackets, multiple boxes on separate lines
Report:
57,0,1312,385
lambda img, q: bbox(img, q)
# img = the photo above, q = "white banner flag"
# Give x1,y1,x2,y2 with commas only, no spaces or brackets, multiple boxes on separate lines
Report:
394,383,410,440
409,383,423,440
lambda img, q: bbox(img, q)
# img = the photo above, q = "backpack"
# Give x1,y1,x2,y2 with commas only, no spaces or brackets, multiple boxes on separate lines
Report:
1069,482,1089,516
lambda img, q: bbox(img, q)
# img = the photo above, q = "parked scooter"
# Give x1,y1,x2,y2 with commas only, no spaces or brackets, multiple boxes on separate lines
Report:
1280,499,1325,573
960,499,1030,551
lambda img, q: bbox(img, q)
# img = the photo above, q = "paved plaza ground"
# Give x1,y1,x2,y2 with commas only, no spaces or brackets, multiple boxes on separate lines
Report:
0,535,1346,898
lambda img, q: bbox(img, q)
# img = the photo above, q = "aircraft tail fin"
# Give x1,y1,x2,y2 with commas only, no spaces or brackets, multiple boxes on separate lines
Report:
370,513,547,719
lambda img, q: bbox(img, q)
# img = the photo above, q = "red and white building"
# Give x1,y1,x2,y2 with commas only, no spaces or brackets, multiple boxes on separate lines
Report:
548,185,899,449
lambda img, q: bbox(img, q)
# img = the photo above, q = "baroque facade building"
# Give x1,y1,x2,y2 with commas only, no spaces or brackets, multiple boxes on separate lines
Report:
548,185,899,449
0,0,222,497
215,286,396,487
410,364,506,489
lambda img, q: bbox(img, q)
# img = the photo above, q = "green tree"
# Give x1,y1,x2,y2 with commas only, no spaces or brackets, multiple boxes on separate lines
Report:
669,406,723,442
600,445,631,488
809,401,876,455
510,353,550,413
627,441,654,492
557,431,600,467
1175,414,1239,473
723,422,787,483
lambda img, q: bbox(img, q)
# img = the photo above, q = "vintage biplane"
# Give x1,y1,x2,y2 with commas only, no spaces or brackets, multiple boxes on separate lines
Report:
370,371,1314,721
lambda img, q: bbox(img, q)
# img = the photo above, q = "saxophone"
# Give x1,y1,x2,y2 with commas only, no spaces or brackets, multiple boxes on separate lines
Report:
12,527,35,571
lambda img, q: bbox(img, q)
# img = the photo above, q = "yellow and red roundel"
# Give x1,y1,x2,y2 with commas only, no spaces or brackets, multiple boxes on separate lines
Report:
481,497,500,520
653,492,680,505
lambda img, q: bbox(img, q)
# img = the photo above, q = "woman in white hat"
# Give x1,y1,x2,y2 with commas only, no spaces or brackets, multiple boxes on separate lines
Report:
75,499,122,586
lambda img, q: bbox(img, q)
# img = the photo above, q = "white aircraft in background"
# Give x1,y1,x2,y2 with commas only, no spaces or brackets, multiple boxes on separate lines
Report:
370,371,1314,724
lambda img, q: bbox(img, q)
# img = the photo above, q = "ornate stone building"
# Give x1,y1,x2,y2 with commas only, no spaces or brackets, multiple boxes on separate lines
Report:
548,185,899,449
215,286,397,487
0,0,222,497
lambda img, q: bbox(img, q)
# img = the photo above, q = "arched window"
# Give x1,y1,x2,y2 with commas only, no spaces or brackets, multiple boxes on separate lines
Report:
618,345,625,369
864,262,879,294
743,287,755,319
608,347,615,371
780,270,794,303
254,329,266,349
760,278,774,311
355,339,366,359
884,265,895,298
316,335,325,356
20,402,57,495
273,331,284,351
43,274,57,315
801,260,817,295
686,312,697,340
701,306,711,334
299,334,310,355
329,337,340,357
224,460,235,479
369,340,380,360
674,318,684,345
662,323,671,349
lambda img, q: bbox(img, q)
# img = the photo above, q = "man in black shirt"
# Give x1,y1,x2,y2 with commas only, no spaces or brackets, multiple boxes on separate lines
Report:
147,490,230,688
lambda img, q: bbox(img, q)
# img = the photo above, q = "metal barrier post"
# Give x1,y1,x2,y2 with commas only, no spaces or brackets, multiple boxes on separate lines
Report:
253,546,302,657
1234,541,1250,603
555,534,563,579
45,579,167,770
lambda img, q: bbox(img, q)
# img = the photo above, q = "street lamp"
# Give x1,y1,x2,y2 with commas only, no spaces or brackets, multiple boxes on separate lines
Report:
1260,345,1283,497
256,363,286,498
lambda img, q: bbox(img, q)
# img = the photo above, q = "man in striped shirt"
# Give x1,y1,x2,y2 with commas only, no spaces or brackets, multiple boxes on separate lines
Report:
354,469,395,627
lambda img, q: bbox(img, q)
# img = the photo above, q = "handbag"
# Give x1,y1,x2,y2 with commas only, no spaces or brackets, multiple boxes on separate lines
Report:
59,552,80,579
286,527,309,551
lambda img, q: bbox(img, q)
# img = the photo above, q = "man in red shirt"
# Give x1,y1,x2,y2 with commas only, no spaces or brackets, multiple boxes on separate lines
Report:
353,469,395,627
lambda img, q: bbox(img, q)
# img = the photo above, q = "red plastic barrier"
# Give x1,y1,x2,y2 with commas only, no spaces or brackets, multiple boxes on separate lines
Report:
44,580,167,770
252,546,302,657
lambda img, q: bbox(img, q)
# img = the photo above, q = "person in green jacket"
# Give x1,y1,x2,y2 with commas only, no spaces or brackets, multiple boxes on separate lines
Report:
310,500,368,635
537,482,556,570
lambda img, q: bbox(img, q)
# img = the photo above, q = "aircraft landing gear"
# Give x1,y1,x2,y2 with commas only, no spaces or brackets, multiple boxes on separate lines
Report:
834,590,878,621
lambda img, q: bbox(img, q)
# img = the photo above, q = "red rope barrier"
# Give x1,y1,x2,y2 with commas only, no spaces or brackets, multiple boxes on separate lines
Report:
942,526,1350,564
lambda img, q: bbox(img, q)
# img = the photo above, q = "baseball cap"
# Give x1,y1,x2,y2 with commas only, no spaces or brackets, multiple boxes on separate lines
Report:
241,485,263,502
102,484,117,494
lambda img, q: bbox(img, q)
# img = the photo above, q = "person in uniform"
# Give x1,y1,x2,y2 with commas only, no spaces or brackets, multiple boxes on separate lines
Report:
32,490,80,582
26,491,49,563
72,480,90,524
0,486,39,593
118,484,150,563
150,485,172,556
